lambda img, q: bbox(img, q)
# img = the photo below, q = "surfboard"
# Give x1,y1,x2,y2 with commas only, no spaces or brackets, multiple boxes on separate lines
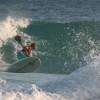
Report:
6,56,41,73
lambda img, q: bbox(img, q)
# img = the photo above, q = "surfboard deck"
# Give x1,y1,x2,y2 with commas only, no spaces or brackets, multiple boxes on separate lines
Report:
6,56,41,73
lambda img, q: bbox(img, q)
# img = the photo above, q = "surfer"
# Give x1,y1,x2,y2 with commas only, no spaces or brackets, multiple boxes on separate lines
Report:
14,35,36,60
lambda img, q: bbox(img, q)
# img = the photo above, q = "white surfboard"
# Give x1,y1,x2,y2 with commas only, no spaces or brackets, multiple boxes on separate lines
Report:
6,56,41,73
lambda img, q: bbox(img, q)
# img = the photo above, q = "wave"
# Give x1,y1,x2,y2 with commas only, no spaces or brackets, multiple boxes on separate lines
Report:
22,21,100,74
0,16,30,64
0,17,100,74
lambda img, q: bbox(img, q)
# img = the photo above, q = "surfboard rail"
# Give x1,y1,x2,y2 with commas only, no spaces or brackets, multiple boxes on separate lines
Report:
6,56,41,73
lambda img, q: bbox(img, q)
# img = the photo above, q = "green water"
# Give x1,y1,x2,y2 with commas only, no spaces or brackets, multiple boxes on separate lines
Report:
1,21,100,74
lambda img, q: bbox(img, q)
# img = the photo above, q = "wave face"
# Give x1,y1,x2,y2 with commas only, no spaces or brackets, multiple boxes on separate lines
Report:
0,17,100,74
22,21,100,74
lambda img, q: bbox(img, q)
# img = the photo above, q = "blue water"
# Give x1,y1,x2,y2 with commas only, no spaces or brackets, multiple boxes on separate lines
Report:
0,0,100,100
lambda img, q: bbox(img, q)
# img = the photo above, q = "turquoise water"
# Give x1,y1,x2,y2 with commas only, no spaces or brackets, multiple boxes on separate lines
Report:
1,21,100,74
23,21,100,74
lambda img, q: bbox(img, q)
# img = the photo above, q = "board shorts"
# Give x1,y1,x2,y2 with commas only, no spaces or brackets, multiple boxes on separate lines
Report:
17,51,26,60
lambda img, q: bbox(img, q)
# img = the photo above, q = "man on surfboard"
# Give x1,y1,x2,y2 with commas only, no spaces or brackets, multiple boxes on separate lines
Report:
15,35,36,60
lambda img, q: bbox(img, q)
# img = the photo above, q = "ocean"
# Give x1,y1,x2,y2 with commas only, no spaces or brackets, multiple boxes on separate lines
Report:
0,0,100,100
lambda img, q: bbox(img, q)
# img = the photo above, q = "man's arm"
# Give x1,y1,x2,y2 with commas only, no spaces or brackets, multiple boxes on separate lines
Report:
14,35,24,48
